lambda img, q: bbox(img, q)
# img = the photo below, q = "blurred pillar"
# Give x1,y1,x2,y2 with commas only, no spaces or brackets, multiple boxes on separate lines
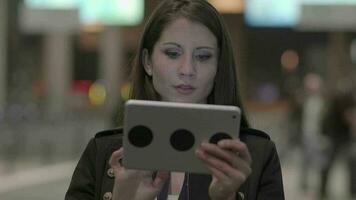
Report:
326,32,351,91
0,0,7,111
99,27,122,112
43,33,72,116
233,16,248,101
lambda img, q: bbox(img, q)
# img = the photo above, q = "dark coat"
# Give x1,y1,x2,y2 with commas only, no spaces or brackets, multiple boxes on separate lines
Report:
65,128,284,200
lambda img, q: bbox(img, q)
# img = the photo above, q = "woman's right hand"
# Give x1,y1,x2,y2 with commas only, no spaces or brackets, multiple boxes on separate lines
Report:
109,148,170,200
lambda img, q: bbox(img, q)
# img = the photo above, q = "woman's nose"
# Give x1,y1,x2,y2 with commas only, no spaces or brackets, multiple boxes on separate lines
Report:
178,55,196,78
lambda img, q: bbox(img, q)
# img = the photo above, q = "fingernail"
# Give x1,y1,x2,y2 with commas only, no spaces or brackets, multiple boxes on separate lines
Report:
195,149,201,155
196,149,204,156
201,142,209,147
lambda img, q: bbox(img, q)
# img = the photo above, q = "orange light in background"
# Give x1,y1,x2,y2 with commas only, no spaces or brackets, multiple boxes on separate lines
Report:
281,49,299,72
81,24,103,33
208,0,244,14
32,80,47,98
79,32,100,50
88,81,107,106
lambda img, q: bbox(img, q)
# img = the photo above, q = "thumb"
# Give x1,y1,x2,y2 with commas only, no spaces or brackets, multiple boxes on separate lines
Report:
152,171,170,189
109,147,123,169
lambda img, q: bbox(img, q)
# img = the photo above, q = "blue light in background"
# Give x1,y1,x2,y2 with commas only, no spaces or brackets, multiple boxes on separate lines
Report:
245,0,300,27
24,0,144,26
303,0,356,5
245,0,356,27
80,0,144,26
25,0,80,9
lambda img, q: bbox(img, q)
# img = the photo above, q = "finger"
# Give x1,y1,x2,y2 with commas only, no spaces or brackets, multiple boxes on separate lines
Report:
207,158,250,187
206,165,229,182
218,140,252,165
200,141,251,174
209,146,251,176
197,144,251,176
140,170,154,185
206,166,240,200
205,162,247,194
139,170,169,192
232,156,252,176
196,149,251,183
109,147,124,168
152,171,170,188
196,148,233,175
200,142,239,168
206,160,247,187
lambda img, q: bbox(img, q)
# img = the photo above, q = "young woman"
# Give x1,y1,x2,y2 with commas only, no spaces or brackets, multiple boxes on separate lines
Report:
65,0,284,199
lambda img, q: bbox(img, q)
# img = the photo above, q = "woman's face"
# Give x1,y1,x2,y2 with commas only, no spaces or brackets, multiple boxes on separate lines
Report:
143,18,218,103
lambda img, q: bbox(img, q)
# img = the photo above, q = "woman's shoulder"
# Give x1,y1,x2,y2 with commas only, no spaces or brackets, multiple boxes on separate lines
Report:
240,128,284,198
90,127,124,151
95,127,123,139
240,128,271,140
240,128,277,156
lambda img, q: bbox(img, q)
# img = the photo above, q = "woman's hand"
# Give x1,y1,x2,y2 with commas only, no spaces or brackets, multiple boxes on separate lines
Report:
109,148,170,200
195,139,252,200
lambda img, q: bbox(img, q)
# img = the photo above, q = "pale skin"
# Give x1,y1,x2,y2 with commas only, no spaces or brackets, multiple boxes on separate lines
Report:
110,18,252,200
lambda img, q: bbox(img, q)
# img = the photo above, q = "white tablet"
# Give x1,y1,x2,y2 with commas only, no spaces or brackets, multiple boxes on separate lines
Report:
123,100,241,174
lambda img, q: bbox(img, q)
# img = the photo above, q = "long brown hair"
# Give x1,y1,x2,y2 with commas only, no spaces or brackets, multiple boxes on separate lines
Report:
129,0,249,128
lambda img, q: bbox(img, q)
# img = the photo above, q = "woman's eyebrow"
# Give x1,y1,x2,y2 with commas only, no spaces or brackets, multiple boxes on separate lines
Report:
162,42,216,50
162,42,181,48
196,46,215,50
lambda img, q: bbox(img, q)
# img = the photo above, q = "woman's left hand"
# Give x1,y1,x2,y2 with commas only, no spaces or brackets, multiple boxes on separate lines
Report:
195,139,252,200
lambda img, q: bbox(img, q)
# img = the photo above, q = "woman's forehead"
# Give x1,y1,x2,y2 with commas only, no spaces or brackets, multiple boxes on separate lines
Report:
156,18,217,48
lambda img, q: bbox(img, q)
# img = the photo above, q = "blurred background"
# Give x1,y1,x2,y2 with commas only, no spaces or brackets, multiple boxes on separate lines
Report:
0,0,356,199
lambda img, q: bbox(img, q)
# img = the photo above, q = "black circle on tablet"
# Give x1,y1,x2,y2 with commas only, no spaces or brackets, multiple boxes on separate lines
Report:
209,132,232,144
170,129,195,151
128,125,153,148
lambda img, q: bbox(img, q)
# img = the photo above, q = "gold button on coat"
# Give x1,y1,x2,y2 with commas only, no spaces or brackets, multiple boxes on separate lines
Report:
103,192,112,200
238,192,245,200
107,168,115,178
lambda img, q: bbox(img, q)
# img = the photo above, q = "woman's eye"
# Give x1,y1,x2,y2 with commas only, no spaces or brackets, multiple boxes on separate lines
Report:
196,54,212,61
164,51,180,59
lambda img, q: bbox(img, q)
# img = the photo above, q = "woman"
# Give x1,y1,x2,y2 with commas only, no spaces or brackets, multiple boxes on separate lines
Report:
65,0,284,199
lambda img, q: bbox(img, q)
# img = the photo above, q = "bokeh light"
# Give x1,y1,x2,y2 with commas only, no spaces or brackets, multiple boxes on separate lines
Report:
73,80,93,95
281,49,299,72
257,83,280,103
88,81,107,106
120,82,131,101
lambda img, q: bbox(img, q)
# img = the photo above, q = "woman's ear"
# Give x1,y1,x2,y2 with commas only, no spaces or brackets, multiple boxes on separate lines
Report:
142,49,153,76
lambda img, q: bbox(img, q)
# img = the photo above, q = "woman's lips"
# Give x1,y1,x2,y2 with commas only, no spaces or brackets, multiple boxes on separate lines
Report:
175,85,196,95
